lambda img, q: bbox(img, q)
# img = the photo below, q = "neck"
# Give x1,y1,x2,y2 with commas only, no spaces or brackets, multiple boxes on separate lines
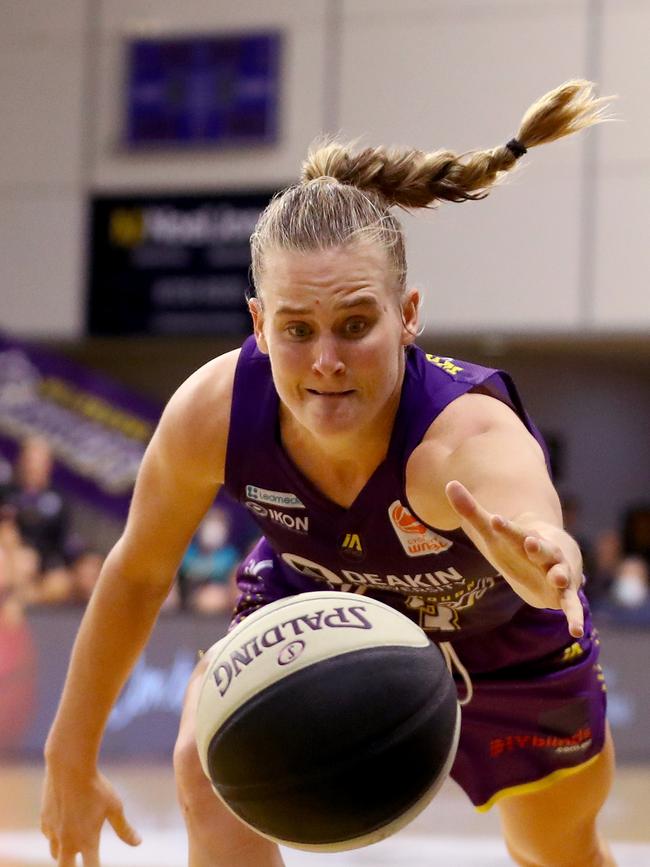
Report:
279,386,402,507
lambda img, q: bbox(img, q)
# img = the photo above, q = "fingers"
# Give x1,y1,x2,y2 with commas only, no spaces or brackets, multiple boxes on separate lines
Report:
57,849,78,867
524,536,566,573
49,836,99,867
560,587,585,638
83,846,101,867
495,520,569,585
546,561,570,590
57,845,100,867
446,481,584,636
527,540,582,633
107,804,141,847
445,480,493,535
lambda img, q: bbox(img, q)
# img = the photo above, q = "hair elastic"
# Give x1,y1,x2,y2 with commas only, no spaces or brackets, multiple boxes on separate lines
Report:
505,138,528,159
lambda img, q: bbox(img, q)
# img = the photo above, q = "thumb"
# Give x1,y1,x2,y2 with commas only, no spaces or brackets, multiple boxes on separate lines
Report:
107,804,141,847
445,480,477,521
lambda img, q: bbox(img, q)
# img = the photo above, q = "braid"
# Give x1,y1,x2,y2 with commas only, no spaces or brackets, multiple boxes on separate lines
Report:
301,80,613,208
250,80,613,291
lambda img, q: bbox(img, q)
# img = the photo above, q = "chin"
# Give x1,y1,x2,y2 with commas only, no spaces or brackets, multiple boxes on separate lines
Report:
300,402,363,439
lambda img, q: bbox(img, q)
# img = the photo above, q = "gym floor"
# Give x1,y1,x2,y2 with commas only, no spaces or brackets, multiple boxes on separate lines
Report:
1,762,649,866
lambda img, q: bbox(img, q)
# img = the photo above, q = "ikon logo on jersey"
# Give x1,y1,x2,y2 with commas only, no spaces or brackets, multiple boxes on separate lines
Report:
245,501,309,534
388,501,453,557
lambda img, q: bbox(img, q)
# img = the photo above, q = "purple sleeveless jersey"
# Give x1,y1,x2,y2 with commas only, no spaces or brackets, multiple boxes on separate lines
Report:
223,336,607,809
226,336,576,670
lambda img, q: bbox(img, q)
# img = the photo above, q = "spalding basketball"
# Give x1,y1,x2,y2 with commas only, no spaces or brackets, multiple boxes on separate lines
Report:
195,591,459,852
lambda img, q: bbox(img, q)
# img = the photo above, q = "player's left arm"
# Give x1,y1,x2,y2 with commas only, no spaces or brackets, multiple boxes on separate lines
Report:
407,392,584,637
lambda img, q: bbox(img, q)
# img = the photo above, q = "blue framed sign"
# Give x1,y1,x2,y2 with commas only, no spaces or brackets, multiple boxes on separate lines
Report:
124,32,281,148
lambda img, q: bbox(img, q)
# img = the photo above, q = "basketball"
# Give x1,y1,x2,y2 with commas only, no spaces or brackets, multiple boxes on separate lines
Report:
195,591,460,851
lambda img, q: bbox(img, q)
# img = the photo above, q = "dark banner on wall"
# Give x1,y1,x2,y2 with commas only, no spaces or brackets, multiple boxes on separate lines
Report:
0,333,160,518
0,609,231,757
87,191,275,336
4,610,650,762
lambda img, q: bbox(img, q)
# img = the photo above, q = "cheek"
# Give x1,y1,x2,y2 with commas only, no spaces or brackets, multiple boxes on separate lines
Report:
273,340,306,367
345,353,394,401
267,343,308,390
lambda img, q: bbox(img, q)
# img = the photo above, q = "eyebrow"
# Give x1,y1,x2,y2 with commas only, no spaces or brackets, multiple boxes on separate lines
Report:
273,293,381,317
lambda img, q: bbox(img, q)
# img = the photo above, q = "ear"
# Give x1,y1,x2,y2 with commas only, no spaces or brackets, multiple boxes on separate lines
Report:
248,297,269,354
400,287,420,346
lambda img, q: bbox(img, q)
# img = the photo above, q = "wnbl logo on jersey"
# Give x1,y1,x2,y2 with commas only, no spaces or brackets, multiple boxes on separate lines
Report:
388,501,453,557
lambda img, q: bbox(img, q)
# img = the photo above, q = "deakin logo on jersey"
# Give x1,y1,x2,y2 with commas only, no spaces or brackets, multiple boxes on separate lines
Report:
388,501,453,557
339,532,364,560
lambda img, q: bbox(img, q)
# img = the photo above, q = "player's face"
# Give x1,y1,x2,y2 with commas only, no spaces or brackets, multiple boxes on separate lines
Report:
250,241,419,441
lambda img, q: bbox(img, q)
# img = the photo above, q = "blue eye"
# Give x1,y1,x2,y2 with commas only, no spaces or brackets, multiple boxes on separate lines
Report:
344,318,368,336
286,323,312,339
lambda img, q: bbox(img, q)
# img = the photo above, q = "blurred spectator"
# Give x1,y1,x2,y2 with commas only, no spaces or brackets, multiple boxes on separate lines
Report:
178,506,239,614
0,453,12,499
0,506,40,607
560,492,595,578
610,556,649,609
622,504,650,563
0,534,37,751
1,436,73,603
597,554,650,627
68,550,104,606
0,519,26,627
588,529,621,608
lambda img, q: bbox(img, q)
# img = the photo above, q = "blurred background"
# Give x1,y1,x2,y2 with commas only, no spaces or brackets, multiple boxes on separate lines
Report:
0,0,649,864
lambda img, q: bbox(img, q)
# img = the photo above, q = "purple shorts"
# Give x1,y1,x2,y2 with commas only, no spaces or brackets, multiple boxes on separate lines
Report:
231,542,608,812
449,628,606,810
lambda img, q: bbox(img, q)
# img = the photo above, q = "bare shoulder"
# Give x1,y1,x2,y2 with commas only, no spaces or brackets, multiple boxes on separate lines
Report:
405,391,541,529
156,348,240,487
422,391,532,451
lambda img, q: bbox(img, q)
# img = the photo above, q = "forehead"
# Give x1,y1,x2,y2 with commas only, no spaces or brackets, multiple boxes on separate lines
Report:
259,242,395,306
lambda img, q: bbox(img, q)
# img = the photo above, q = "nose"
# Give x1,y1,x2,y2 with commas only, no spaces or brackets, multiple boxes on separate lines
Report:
312,335,346,377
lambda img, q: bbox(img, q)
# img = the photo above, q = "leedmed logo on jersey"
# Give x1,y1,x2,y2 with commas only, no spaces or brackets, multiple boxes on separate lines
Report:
389,501,453,557
245,485,305,509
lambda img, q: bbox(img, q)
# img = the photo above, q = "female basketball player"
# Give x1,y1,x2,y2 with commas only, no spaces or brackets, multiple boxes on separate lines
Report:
41,80,616,867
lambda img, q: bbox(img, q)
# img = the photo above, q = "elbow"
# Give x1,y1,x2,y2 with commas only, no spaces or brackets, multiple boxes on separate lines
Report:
100,539,178,600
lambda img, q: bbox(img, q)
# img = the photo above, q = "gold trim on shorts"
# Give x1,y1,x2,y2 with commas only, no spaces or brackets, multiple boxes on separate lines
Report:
474,752,602,812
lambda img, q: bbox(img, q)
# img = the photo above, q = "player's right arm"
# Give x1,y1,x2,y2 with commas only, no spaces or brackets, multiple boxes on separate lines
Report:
41,349,239,867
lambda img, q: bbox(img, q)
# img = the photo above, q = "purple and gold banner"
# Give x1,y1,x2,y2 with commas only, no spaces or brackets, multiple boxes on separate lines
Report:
0,332,160,518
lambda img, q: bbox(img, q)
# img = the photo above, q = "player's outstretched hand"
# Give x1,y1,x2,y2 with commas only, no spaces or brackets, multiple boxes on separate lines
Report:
41,765,141,867
445,480,584,638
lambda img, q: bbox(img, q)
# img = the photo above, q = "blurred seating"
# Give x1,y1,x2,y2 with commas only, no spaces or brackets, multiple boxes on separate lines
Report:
1,437,75,604
177,506,240,614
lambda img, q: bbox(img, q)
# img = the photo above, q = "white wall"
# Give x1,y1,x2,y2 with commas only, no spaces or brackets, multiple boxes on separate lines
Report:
0,0,648,337
91,0,329,190
593,0,650,329
340,0,591,333
0,0,86,337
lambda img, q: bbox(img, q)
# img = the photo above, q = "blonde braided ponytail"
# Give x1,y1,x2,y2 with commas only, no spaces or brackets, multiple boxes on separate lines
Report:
250,80,613,291
301,80,613,207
